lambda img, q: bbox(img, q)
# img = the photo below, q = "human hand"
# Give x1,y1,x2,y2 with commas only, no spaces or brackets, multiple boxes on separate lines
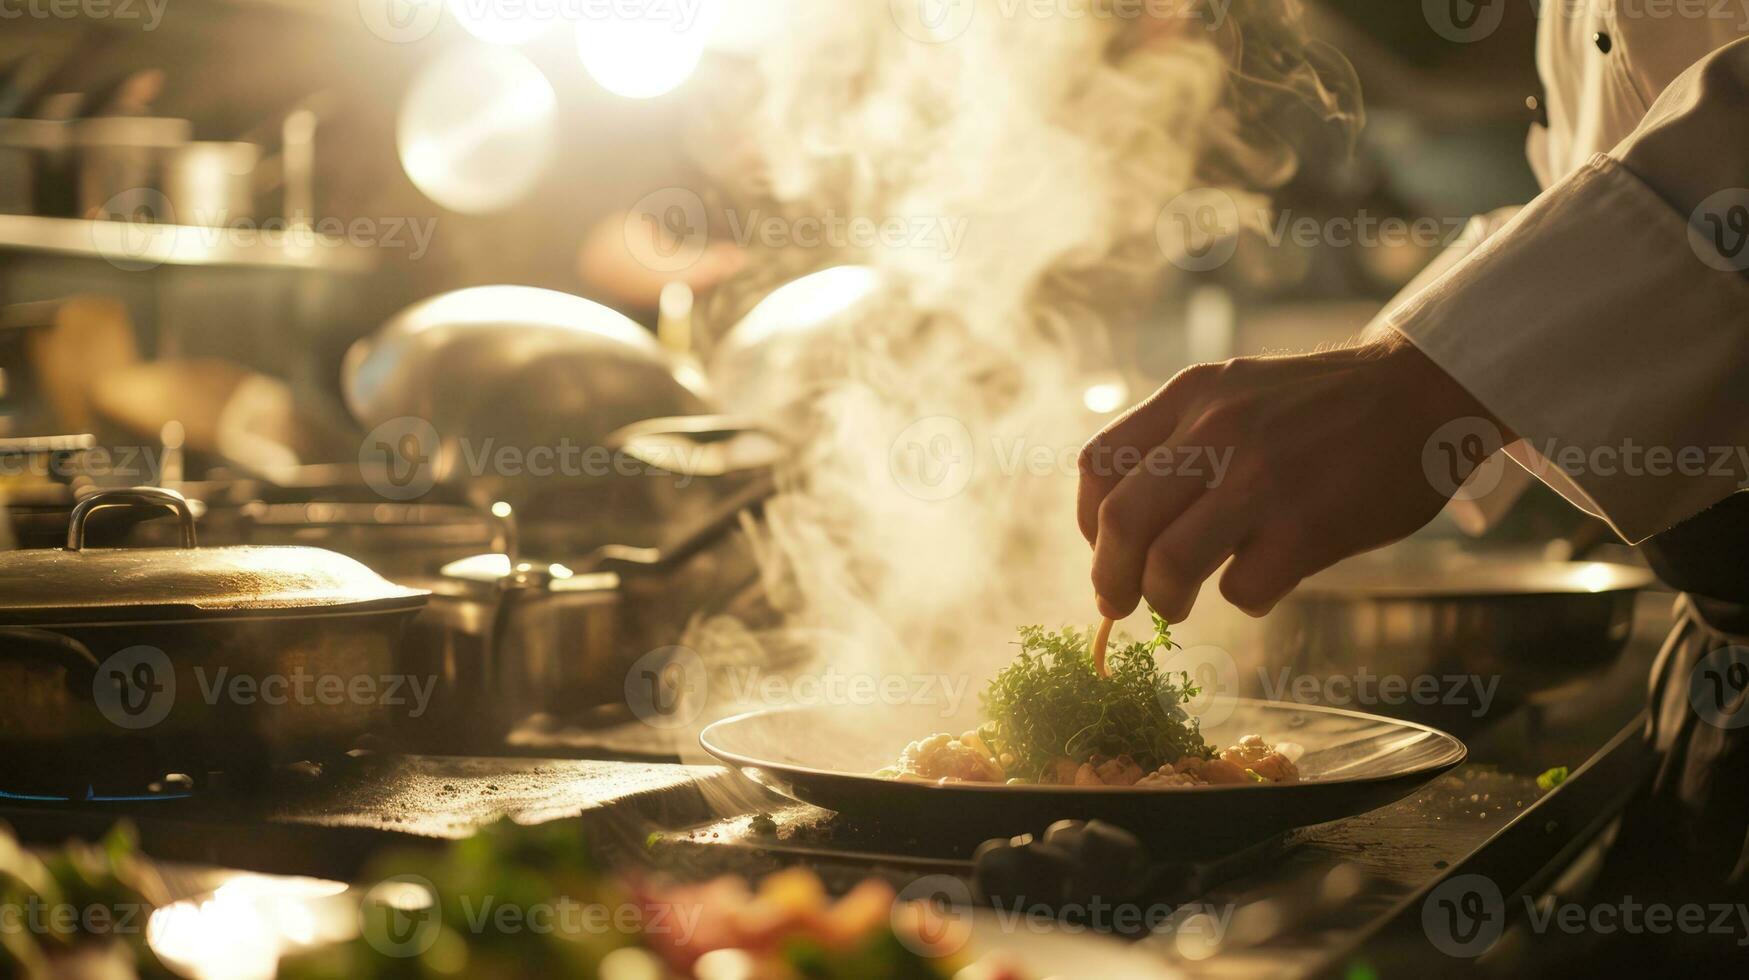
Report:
1078,333,1508,620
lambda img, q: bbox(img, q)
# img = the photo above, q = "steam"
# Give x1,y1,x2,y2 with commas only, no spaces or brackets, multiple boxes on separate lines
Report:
680,1,1360,721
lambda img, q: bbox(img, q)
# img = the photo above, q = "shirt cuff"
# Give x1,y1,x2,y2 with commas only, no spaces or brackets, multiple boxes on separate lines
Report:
1386,155,1749,544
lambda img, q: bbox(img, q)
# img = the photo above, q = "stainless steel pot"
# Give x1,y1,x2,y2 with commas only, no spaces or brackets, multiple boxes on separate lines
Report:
399,549,624,748
1263,548,1657,723
0,487,428,788
398,470,777,747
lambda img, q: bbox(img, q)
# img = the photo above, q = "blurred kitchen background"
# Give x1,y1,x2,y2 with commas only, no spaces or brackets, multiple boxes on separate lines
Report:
0,0,1615,735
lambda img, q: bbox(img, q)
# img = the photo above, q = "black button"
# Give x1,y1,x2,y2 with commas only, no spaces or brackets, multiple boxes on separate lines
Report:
1594,32,1612,54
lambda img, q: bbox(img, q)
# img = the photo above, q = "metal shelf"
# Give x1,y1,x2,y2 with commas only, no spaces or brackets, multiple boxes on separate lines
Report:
0,214,376,273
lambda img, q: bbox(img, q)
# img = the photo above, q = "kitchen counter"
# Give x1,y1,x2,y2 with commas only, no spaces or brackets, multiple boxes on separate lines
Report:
1,593,1676,977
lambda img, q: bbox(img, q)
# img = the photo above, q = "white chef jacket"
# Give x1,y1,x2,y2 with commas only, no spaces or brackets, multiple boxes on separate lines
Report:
1383,4,1749,544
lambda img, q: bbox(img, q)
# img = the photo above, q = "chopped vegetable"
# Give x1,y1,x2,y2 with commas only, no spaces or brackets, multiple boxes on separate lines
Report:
978,614,1212,783
1536,766,1569,791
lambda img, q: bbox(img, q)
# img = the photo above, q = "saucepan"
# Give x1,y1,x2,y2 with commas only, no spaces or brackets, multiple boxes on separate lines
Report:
397,469,778,748
1262,546,1657,724
0,487,428,790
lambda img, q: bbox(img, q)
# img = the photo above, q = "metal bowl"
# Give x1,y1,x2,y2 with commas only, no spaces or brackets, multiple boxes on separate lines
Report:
342,286,711,511
1263,550,1657,721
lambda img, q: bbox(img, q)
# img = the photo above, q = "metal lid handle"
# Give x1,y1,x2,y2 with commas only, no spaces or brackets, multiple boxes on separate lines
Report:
66,487,198,551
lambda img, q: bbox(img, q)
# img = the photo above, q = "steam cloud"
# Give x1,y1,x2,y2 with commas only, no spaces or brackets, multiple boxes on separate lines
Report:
681,1,1361,724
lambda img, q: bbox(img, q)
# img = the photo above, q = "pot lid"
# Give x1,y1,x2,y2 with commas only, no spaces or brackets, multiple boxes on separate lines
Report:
437,552,620,594
0,488,427,625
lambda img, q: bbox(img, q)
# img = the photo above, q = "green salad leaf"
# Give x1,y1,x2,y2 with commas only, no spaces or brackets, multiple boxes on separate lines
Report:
979,613,1212,783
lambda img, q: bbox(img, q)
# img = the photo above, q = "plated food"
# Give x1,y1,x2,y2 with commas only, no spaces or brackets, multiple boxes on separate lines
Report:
881,617,1300,788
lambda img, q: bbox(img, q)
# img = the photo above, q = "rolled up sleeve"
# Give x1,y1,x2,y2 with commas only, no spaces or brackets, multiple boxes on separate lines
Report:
1386,38,1749,544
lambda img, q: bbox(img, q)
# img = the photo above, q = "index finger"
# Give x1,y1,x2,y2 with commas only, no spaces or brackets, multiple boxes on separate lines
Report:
1076,364,1215,543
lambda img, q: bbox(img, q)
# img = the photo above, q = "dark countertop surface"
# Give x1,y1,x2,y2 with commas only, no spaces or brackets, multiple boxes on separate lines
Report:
2,592,1677,977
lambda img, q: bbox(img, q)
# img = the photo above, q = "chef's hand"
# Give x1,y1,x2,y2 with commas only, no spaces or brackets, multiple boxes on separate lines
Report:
1078,332,1508,621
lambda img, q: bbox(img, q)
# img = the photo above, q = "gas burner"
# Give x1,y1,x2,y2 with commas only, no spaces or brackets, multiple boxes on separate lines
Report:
0,772,198,804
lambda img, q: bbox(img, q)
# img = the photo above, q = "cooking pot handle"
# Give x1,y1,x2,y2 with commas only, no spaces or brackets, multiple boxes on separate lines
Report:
0,627,101,686
66,486,199,550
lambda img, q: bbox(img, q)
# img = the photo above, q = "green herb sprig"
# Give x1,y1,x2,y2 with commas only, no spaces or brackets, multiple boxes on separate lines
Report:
978,613,1212,783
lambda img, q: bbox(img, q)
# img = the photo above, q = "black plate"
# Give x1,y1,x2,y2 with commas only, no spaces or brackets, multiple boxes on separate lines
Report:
701,700,1466,845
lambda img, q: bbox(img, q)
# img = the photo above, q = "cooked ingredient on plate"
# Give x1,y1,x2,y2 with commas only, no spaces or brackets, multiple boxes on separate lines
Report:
881,616,1299,787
